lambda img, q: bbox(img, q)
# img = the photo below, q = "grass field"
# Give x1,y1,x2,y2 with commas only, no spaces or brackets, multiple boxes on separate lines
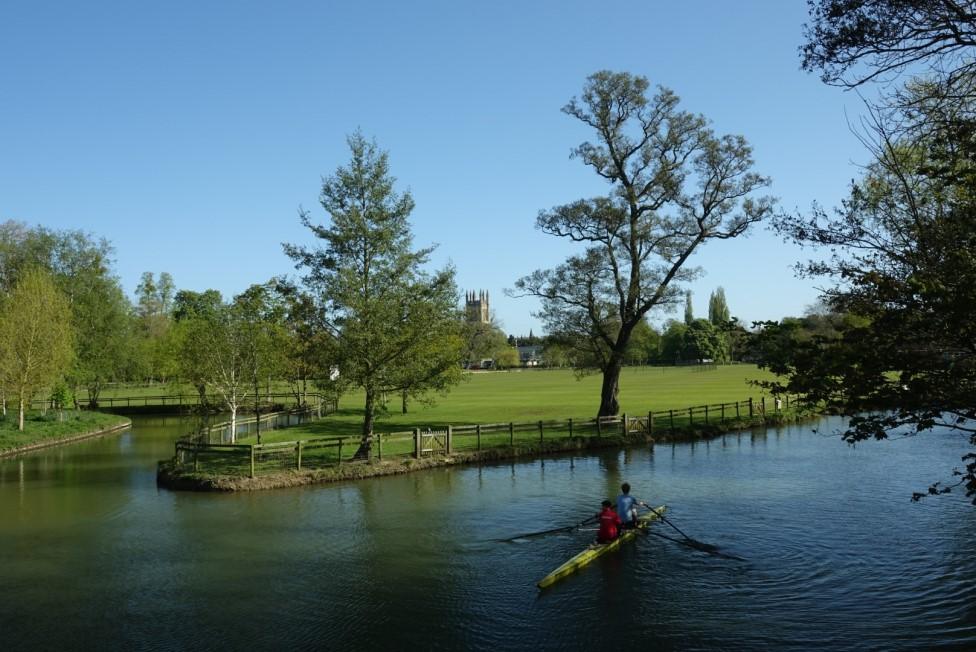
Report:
0,410,130,454
241,364,780,443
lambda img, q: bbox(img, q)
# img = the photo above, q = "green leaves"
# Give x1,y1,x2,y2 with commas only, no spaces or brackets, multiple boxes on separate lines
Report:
286,134,463,443
0,269,74,430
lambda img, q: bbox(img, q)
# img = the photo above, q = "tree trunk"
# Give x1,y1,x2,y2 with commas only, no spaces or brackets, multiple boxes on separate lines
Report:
18,395,25,431
401,389,408,414
598,356,624,417
354,389,376,459
88,382,101,409
229,404,237,443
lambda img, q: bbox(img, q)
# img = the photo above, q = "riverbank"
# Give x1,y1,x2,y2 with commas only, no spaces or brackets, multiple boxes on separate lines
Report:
157,410,808,491
0,412,132,458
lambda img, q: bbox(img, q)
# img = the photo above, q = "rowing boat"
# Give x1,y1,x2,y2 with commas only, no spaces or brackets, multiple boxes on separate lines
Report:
536,505,667,589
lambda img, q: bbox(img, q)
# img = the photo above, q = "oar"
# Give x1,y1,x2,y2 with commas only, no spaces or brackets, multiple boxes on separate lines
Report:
645,530,746,561
496,514,598,542
642,504,725,555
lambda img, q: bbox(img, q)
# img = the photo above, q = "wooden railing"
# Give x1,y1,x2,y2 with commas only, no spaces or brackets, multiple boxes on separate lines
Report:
171,395,801,479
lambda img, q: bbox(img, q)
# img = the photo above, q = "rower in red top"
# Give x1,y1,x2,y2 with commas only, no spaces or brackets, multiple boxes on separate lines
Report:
596,499,622,544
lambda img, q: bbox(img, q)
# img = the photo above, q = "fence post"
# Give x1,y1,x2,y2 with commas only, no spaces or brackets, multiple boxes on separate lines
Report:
476,424,481,451
338,438,344,466
509,422,514,446
705,405,709,425
249,445,255,479
597,417,602,437
447,425,453,455
568,418,573,438
622,413,628,436
377,432,383,460
538,420,544,444
736,401,740,418
648,412,654,436
669,409,674,432
689,407,693,426
749,397,753,418
721,403,725,422
786,395,791,409
414,428,421,459
296,441,303,470
761,396,766,414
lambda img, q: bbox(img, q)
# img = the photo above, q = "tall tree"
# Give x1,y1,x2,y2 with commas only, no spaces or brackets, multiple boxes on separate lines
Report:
0,269,74,430
172,289,224,408
0,222,135,403
134,271,176,382
684,291,694,325
708,287,730,325
284,132,463,454
188,301,255,442
660,320,688,364
774,4,976,503
683,319,729,364
233,283,287,443
513,71,774,416
461,320,509,365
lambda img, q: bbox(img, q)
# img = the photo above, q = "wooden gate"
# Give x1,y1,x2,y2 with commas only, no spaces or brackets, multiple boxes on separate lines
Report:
419,429,447,456
627,416,649,435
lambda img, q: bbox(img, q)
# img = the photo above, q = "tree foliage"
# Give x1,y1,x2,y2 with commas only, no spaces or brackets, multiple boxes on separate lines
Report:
513,71,773,415
779,7,976,502
285,132,463,451
708,287,730,325
802,0,976,90
183,300,257,441
0,269,74,430
0,222,135,404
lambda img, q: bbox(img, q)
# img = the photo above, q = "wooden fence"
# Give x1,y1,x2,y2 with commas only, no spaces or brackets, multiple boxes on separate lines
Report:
171,395,799,479
29,392,322,410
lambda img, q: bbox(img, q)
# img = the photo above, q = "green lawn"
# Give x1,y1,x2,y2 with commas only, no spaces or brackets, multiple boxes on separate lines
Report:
241,364,779,443
0,410,130,454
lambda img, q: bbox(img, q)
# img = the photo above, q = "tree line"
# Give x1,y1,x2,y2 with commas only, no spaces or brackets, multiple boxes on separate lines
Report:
0,223,328,436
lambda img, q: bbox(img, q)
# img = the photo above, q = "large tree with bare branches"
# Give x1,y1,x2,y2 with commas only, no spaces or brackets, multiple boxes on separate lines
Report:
513,71,773,416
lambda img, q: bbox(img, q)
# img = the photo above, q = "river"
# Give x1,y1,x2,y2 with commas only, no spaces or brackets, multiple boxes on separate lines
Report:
1,414,974,651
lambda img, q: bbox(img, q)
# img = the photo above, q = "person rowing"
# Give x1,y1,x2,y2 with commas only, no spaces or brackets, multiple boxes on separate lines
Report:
595,500,622,544
616,482,649,530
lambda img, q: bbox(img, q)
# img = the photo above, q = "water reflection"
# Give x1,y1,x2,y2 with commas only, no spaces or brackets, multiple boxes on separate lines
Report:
0,416,974,651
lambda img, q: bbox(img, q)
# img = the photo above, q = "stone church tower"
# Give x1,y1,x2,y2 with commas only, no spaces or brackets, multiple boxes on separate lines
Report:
465,290,490,323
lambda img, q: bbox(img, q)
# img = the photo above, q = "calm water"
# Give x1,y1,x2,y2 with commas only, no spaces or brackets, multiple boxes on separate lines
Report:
0,415,973,651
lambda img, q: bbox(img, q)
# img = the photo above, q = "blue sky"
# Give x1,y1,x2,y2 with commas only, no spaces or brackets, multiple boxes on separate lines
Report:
0,1,869,334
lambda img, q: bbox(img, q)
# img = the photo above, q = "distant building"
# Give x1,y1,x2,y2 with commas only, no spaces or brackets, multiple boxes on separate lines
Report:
465,290,490,323
517,345,543,367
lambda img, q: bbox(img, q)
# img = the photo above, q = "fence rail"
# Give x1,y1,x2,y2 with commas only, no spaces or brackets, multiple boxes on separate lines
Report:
170,395,799,479
30,392,323,410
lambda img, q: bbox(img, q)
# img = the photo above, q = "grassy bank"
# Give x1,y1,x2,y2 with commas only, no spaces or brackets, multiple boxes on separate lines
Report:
242,364,779,443
0,410,131,456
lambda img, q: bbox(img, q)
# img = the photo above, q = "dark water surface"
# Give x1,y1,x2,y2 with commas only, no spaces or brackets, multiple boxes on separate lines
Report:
1,415,974,651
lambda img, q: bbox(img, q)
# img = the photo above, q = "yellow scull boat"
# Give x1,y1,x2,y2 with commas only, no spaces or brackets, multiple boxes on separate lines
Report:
536,505,667,589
